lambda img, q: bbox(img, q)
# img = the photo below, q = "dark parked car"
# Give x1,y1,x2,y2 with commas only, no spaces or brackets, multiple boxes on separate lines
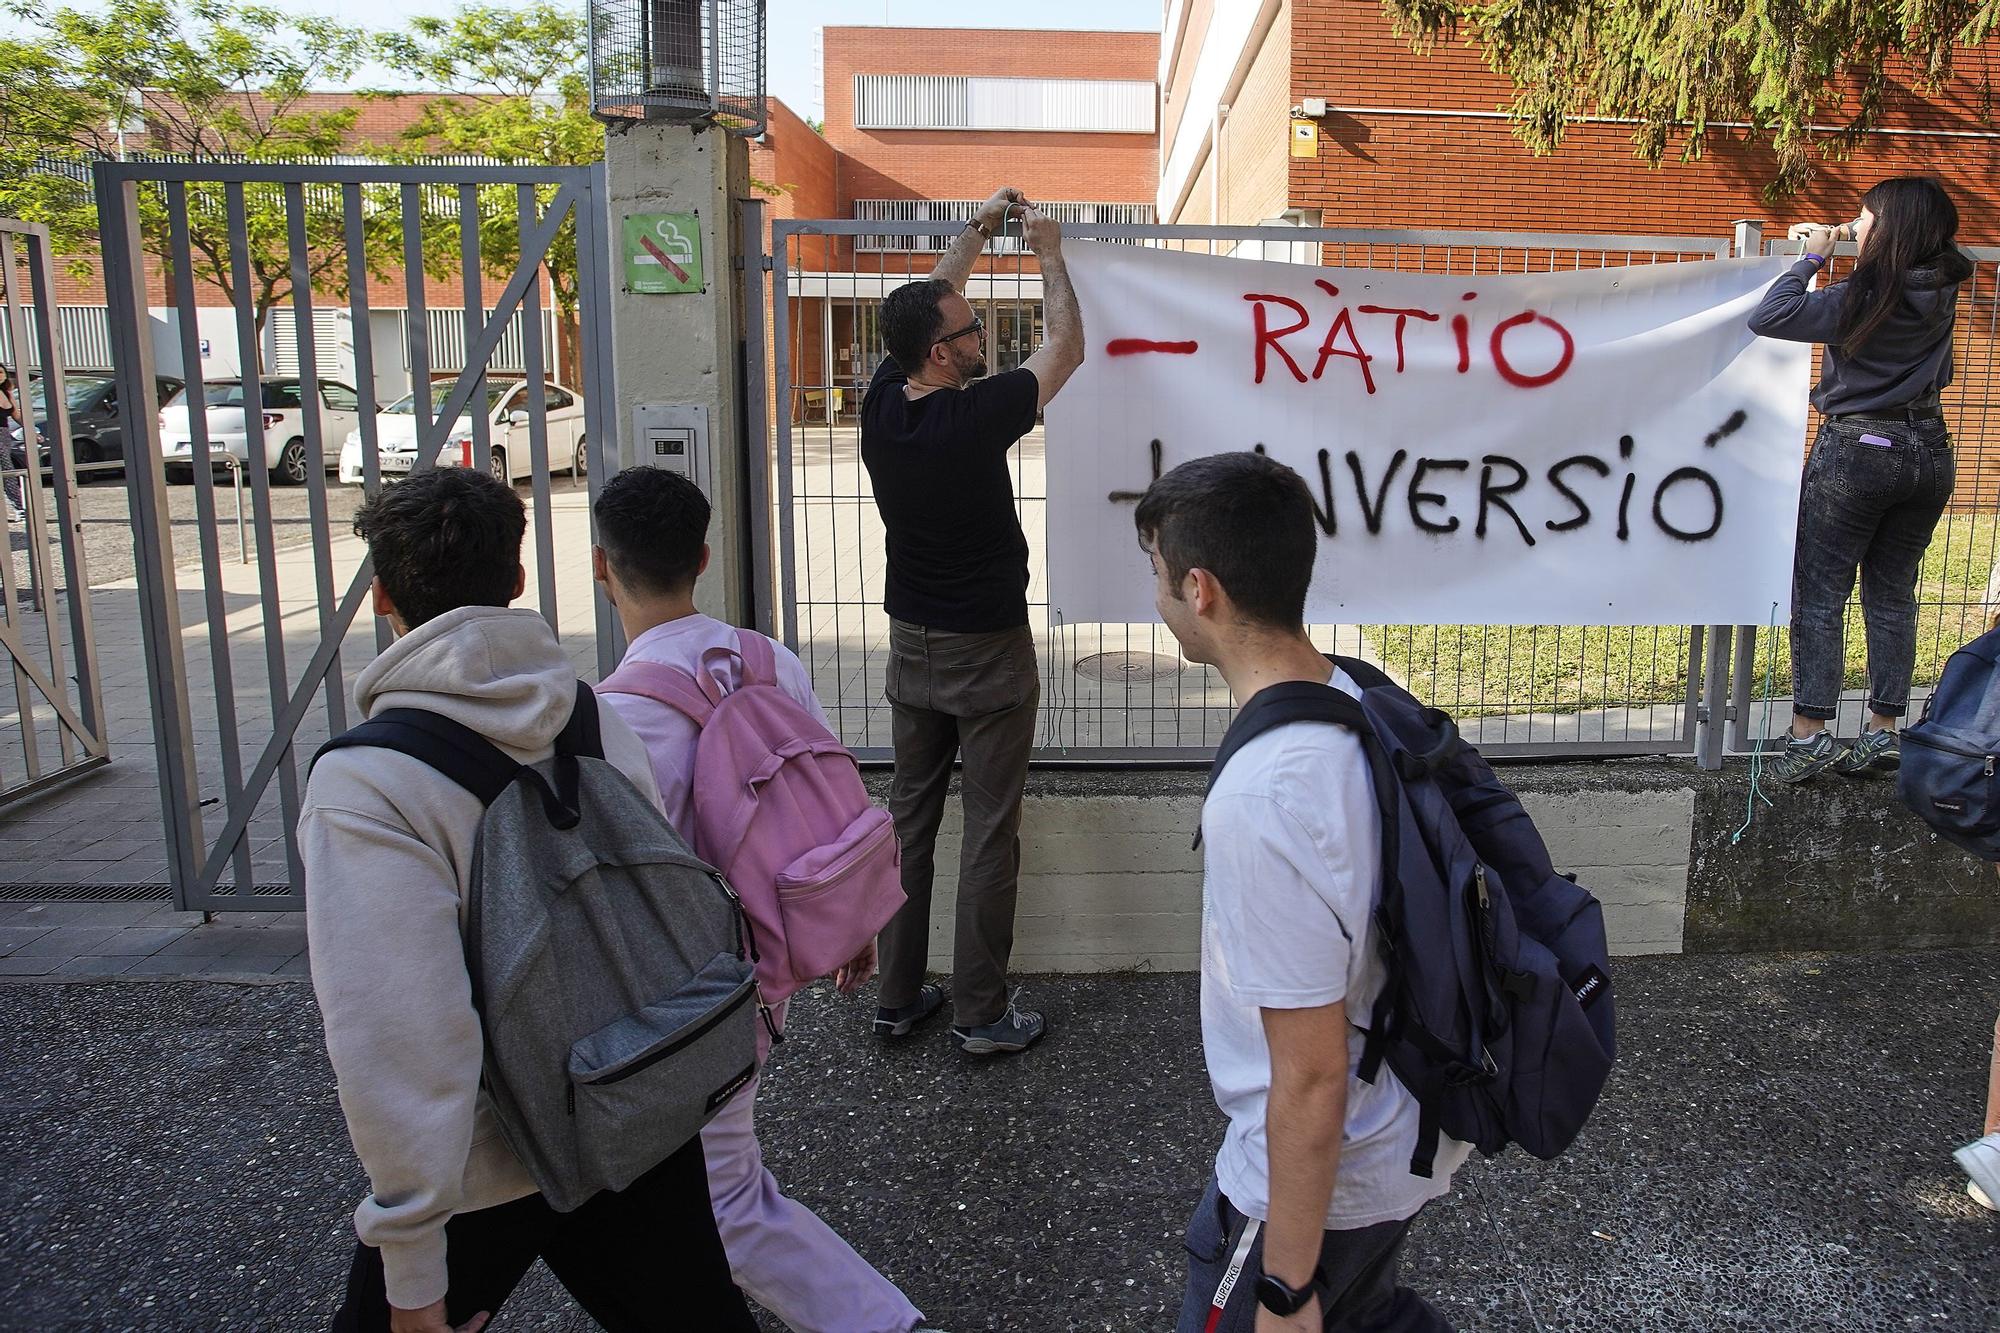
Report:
5,374,185,478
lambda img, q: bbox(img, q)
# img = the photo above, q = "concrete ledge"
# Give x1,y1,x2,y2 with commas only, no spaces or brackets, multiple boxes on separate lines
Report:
870,757,2000,966
868,761,1704,970
1686,759,2000,952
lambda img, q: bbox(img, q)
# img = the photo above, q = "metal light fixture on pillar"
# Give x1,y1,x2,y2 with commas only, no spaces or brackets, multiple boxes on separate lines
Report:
588,0,767,133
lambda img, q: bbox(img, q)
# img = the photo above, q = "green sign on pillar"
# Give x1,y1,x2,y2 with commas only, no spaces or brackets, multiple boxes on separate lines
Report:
622,212,705,294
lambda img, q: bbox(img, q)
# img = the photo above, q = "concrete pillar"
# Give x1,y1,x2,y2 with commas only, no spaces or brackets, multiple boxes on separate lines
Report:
603,123,750,625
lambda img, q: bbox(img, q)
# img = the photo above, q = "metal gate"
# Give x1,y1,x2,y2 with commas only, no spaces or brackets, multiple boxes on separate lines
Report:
96,160,617,913
0,218,109,807
752,216,1756,765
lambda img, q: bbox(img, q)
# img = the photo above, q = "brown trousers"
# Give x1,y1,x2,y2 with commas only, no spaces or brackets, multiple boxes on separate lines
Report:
878,619,1039,1028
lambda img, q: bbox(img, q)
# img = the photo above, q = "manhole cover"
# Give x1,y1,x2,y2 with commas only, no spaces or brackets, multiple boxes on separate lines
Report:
1074,651,1182,682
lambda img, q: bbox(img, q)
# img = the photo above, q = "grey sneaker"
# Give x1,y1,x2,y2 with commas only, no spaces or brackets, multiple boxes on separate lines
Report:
874,982,948,1040
1832,727,1900,777
950,998,1047,1056
1954,1131,2000,1211
1767,730,1842,784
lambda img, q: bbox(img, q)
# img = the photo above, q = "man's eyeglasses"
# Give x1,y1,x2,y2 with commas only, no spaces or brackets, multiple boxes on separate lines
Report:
931,316,984,349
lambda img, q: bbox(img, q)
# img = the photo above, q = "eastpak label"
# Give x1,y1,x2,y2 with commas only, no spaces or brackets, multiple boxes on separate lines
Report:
706,1063,756,1113
1570,965,1610,1010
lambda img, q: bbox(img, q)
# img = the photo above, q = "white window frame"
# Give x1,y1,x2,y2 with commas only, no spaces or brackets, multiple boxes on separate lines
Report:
852,199,1155,253
853,75,1156,133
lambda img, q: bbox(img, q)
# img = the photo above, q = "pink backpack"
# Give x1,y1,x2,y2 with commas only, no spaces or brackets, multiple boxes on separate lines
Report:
598,630,905,1004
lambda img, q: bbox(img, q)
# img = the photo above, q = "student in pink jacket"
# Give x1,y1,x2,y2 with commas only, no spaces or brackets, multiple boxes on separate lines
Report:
592,466,940,1333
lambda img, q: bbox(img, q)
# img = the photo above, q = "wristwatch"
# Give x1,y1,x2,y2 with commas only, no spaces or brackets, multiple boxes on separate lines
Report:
965,218,994,239
1255,1272,1316,1316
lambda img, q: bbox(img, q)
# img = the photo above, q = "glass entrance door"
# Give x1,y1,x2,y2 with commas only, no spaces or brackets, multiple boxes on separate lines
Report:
987,300,1043,374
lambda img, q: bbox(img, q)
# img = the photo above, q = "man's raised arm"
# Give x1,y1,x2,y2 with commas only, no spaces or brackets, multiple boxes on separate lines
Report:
1021,208,1085,409
929,186,1028,291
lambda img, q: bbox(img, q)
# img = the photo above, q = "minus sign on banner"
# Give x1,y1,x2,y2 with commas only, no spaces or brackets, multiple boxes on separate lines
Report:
1106,339,1200,356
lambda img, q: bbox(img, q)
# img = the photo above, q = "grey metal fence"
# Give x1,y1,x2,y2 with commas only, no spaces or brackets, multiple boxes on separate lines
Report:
0,218,109,807
758,216,1755,765
95,159,615,913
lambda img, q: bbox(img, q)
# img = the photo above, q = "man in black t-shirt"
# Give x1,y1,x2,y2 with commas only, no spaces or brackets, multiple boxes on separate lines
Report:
861,186,1085,1057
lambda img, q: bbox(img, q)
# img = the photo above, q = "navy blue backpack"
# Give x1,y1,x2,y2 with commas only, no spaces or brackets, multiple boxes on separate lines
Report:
1898,626,2000,861
1207,657,1617,1176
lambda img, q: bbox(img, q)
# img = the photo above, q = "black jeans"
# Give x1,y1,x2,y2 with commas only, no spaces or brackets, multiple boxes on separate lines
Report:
1177,1176,1453,1332
330,1140,756,1332
1790,414,1955,722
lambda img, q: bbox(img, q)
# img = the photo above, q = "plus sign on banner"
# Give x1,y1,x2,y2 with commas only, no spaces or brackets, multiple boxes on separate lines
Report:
1043,242,1810,627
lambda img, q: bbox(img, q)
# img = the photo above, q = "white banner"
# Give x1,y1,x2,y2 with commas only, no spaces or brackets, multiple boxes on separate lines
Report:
1044,243,1810,626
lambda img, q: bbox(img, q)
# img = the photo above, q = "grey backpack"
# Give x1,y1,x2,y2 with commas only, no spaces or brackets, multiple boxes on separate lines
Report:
316,683,759,1212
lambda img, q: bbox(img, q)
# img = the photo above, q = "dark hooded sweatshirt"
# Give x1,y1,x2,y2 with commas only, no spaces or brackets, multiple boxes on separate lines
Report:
1748,249,1976,416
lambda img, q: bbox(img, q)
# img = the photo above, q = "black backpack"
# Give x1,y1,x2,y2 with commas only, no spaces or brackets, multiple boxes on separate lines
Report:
1898,625,2000,861
1206,657,1618,1176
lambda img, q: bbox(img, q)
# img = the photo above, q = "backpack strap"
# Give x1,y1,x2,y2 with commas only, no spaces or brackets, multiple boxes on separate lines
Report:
598,660,718,726
312,708,520,806
732,628,778,689
1330,653,1462,779
1208,681,1371,793
1410,1099,1441,1180
537,682,605,828
1197,680,1372,850
1330,654,1396,692
555,681,604,759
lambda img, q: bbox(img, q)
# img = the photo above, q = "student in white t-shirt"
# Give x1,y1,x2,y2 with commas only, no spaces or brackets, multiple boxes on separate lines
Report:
1134,452,1468,1333
591,468,937,1333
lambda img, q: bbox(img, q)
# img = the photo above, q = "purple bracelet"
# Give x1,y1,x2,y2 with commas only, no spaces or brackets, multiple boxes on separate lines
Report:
1804,252,1828,265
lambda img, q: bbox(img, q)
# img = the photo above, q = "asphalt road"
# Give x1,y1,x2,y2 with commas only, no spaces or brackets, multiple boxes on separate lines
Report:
2,951,1997,1331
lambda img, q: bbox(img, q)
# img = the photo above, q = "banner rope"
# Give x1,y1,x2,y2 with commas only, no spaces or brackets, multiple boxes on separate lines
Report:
1041,607,1071,755
1731,600,1783,845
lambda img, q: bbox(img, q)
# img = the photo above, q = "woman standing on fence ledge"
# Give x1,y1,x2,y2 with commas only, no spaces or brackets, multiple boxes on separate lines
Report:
1748,176,1974,784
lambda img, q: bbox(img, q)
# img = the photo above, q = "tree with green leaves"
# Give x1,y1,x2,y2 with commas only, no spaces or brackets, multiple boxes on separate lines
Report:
375,3,604,381
1382,0,2000,196
0,0,412,356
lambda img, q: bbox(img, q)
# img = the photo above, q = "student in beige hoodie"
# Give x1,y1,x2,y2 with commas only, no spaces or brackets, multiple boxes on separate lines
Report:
301,467,755,1333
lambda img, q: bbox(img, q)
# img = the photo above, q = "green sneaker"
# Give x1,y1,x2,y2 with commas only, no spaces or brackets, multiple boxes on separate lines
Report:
1767,730,1842,784
1832,727,1900,777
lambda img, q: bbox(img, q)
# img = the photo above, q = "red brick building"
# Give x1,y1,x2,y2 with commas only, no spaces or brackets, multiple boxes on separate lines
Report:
1163,0,1997,497
1161,0,2000,239
751,12,1999,427
748,26,1160,419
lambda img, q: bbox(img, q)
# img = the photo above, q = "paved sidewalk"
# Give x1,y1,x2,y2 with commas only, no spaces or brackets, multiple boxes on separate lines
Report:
1,948,1996,1331
0,899,304,978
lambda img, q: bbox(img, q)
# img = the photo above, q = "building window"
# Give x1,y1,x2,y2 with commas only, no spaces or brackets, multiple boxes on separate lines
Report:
853,76,1155,133
854,199,1155,253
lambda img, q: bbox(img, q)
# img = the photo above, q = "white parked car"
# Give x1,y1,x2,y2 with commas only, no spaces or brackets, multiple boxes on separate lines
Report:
159,377,361,485
337,381,589,486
